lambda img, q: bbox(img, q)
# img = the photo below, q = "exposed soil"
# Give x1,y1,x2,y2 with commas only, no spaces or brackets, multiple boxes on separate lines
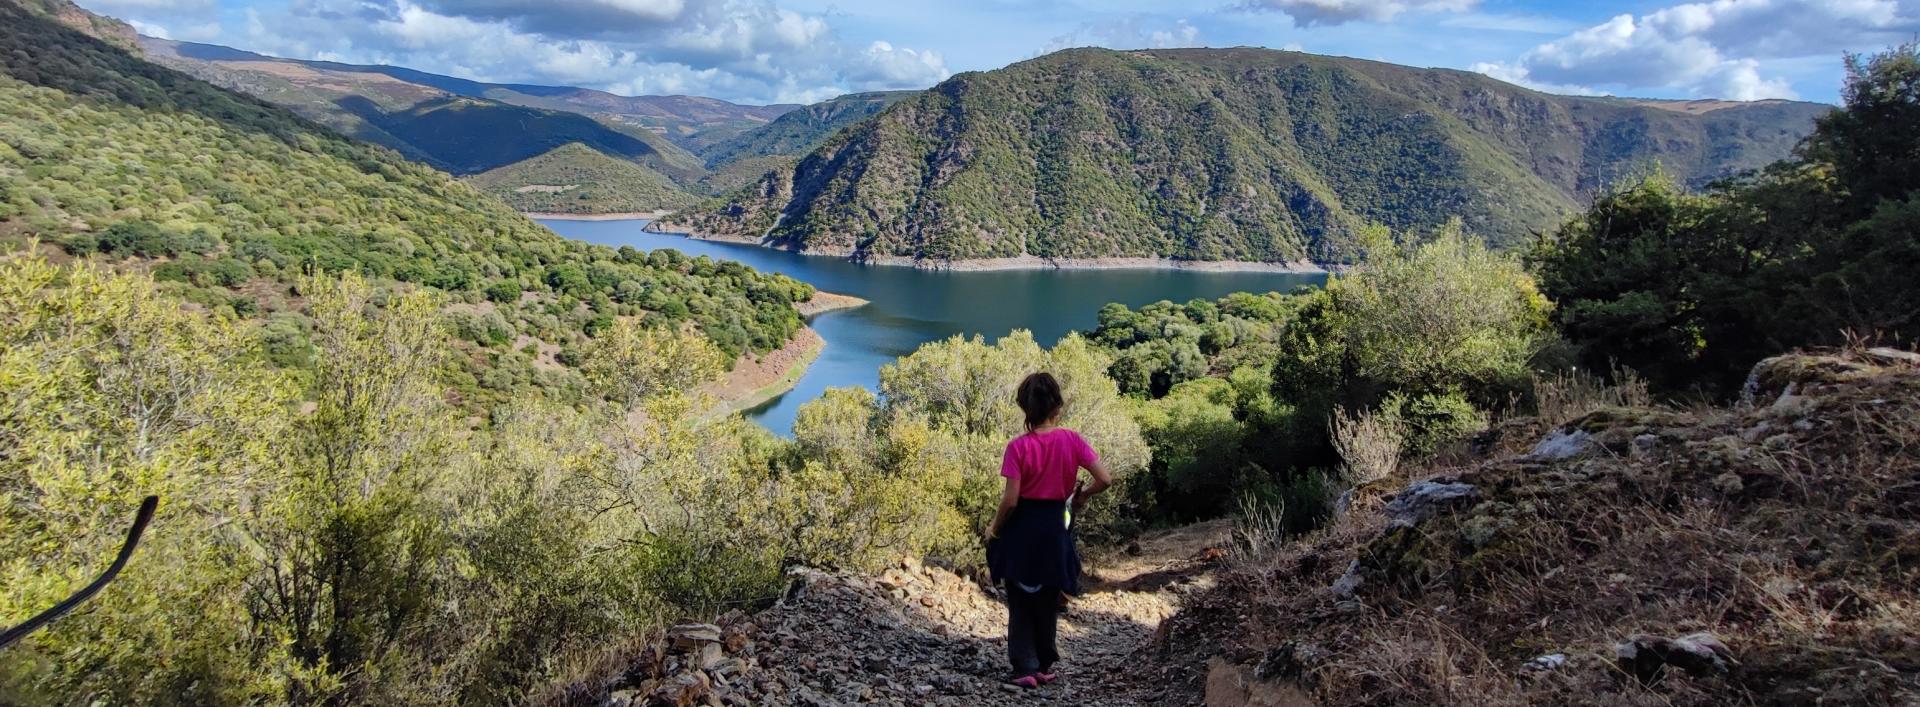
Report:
701,327,823,416
795,292,868,318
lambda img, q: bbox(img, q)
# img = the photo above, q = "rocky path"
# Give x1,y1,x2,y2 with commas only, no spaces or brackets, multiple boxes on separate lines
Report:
605,521,1234,706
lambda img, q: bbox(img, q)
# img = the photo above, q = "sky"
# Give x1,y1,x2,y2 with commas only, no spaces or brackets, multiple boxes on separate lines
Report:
80,0,1920,105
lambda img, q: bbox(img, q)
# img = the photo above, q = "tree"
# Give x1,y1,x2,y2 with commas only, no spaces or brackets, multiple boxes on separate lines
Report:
581,319,726,407
1537,44,1920,396
243,272,460,704
1270,223,1549,471
0,252,294,704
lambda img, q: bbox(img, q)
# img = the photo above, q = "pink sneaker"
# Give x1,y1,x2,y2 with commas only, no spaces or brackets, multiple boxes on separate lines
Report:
1036,671,1059,684
1011,675,1040,689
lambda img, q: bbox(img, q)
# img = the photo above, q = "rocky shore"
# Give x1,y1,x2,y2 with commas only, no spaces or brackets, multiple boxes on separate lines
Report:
526,210,675,221
702,327,824,418
795,291,868,317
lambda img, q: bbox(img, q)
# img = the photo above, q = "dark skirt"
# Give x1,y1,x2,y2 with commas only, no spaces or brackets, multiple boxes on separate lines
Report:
987,499,1081,596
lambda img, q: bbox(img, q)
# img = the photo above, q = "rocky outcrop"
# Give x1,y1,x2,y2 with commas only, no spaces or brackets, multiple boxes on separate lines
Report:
1154,350,1920,705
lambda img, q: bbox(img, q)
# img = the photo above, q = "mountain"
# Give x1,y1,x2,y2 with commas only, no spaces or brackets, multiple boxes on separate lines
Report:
480,87,797,153
468,142,699,214
700,90,916,168
657,47,1830,264
13,0,136,48
0,0,811,400
690,92,917,194
141,38,791,163
138,37,708,180
698,154,802,195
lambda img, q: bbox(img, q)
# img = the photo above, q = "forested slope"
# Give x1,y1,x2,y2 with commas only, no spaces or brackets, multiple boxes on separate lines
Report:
0,0,813,408
699,90,915,167
661,48,1828,264
141,37,777,180
468,142,699,214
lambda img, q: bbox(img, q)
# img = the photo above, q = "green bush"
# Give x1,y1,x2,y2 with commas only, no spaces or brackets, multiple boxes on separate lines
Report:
0,258,805,704
1382,390,1486,459
1535,44,1920,397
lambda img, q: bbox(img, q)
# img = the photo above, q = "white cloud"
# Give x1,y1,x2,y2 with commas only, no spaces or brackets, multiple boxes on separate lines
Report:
1239,0,1476,27
81,0,213,11
1476,0,1919,100
1468,60,1601,95
226,0,947,103
845,41,949,86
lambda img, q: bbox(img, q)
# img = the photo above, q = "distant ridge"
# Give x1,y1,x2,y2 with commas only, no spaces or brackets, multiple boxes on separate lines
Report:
661,47,1831,264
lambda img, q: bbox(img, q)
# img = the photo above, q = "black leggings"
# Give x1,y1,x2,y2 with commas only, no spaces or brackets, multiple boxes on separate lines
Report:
1005,583,1061,675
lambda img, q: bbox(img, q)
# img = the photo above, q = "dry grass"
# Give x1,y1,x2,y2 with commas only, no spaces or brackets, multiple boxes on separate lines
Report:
1330,405,1405,485
1155,350,1920,706
1533,363,1652,425
1228,493,1290,566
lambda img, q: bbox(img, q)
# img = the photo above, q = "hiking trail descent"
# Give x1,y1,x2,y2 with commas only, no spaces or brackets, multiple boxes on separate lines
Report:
600,520,1236,706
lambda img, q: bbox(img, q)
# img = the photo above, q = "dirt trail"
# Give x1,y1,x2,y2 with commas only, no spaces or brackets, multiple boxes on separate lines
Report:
604,521,1234,706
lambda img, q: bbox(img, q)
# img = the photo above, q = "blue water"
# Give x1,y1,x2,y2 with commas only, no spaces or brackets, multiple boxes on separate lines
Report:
541,219,1326,435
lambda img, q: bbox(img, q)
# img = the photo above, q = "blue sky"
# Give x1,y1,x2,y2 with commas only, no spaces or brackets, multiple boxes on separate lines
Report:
81,0,1920,104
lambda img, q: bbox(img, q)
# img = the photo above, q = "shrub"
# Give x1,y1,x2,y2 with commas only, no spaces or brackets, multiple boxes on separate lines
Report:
1382,390,1486,459
1329,405,1404,485
1536,44,1920,397
581,319,725,406
484,280,521,304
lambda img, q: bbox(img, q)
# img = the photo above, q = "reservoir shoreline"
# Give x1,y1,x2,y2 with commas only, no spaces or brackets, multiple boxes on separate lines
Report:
702,291,869,418
523,210,674,221
541,217,1327,435
642,223,1329,274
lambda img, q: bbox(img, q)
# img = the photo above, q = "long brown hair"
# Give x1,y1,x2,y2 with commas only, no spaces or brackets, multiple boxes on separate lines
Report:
1016,372,1064,432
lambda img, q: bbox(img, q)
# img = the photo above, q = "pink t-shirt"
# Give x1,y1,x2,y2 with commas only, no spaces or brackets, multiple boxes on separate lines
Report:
1001,428,1098,500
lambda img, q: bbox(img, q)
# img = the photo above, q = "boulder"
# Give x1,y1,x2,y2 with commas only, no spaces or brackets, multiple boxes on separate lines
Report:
1329,560,1363,599
1614,632,1731,683
1529,429,1593,460
669,623,723,651
1384,480,1480,528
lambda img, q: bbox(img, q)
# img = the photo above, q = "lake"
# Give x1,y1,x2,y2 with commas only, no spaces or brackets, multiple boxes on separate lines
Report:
541,219,1327,434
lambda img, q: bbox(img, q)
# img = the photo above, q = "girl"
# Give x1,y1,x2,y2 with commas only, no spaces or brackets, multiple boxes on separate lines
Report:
985,372,1112,689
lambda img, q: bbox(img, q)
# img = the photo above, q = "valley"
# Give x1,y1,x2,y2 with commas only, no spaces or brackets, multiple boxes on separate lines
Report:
5,0,1919,704
136,36,885,217
547,218,1322,434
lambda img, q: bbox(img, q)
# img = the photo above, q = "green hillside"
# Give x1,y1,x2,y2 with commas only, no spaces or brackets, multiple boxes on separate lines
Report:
701,90,915,168
467,142,700,214
351,95,665,175
660,48,1829,263
0,0,811,406
698,154,800,194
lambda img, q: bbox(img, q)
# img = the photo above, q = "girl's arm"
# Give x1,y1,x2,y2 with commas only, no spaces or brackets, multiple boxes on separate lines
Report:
985,475,1020,540
1073,458,1113,516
